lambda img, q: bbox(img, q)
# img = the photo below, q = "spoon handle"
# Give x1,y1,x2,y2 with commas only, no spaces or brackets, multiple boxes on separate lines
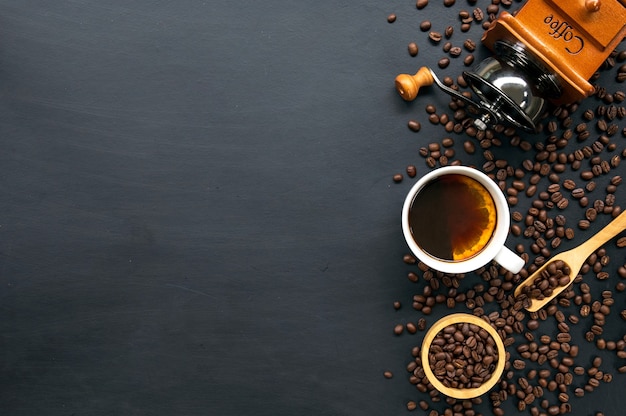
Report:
574,210,626,260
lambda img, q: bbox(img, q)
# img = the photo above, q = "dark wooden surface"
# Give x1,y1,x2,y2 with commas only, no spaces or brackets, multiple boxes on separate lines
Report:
0,1,624,415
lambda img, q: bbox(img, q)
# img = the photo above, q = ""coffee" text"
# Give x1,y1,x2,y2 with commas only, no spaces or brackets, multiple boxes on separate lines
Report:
543,14,584,55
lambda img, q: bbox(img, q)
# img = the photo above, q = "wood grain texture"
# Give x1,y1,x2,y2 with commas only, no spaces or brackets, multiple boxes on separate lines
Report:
0,1,624,415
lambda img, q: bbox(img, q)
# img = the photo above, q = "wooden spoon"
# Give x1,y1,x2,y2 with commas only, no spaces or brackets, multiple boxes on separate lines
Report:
514,210,626,312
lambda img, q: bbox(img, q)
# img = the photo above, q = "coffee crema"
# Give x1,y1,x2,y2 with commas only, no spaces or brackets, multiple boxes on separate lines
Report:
408,174,496,261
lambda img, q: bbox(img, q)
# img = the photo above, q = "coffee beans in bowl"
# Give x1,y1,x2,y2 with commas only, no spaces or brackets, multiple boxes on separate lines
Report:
421,313,506,399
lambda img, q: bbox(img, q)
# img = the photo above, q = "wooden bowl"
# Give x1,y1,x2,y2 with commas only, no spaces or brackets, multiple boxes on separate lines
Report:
421,313,506,399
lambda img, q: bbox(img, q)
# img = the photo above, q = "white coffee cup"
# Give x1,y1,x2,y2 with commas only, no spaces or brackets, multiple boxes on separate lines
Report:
402,166,525,274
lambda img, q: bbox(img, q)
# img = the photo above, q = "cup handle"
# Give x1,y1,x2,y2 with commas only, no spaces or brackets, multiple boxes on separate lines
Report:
494,246,525,274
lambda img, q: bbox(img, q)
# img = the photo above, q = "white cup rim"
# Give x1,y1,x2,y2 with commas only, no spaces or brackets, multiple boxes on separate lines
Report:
401,166,511,273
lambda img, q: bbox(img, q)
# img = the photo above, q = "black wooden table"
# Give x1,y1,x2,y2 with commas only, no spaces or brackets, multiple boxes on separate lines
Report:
0,1,624,415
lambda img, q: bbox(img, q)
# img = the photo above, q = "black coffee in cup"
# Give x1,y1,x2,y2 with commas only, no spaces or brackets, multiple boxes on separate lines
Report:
407,174,497,261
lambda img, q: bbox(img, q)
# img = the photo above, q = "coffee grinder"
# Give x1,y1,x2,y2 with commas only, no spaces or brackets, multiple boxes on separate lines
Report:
394,0,626,132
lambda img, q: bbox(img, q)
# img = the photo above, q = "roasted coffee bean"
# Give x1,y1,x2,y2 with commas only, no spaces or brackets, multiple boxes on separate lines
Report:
592,356,602,368
427,143,440,153
473,7,484,21
572,188,585,198
387,14,397,23
590,325,603,335
429,31,443,43
547,405,560,415
463,140,476,154
417,318,427,331
416,0,428,9
437,57,450,68
581,170,594,180
581,304,591,317
408,119,421,132
586,208,598,222
449,46,462,57
463,38,476,52
408,42,419,56
527,319,539,330
428,113,440,124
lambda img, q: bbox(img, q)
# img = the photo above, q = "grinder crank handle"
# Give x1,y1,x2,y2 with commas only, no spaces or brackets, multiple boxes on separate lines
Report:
394,66,500,126
394,67,435,101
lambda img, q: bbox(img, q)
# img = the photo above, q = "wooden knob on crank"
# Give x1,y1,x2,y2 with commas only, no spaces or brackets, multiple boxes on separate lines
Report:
395,67,435,101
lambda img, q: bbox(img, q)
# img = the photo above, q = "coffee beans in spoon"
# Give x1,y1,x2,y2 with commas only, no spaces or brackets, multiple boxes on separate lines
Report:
517,260,572,301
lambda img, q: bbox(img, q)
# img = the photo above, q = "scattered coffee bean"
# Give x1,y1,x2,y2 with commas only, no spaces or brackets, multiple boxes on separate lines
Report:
429,31,443,43
463,39,476,52
408,120,421,132
449,46,462,57
472,7,484,21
